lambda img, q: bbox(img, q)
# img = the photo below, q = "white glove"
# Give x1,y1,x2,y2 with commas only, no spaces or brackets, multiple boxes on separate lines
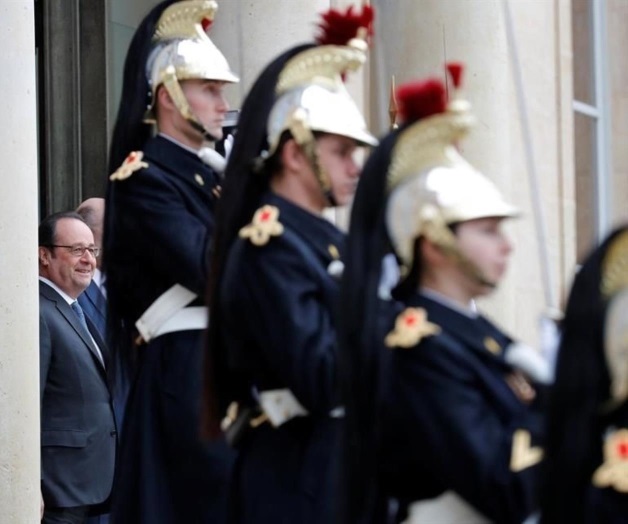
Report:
539,310,562,374
223,133,234,161
504,311,562,385
505,342,553,385
198,146,226,174
377,253,401,300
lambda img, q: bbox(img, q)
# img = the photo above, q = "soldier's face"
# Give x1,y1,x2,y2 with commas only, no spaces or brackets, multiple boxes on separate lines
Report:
40,218,96,299
316,134,361,206
181,79,230,141
455,217,513,295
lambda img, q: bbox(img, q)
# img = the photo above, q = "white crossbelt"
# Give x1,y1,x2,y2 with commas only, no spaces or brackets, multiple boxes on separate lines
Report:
258,388,344,427
404,491,491,524
135,284,208,343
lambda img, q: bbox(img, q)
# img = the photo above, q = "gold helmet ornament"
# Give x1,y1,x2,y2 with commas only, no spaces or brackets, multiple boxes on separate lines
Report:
145,0,239,139
266,5,378,204
386,64,518,286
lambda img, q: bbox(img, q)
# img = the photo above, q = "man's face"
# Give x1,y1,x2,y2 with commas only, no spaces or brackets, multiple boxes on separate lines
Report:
181,79,230,142
39,218,96,299
316,134,361,207
454,216,513,297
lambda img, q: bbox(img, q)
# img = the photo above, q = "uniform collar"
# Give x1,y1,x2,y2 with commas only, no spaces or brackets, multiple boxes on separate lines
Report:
419,287,478,318
145,135,219,189
262,191,346,262
412,291,512,360
158,132,200,156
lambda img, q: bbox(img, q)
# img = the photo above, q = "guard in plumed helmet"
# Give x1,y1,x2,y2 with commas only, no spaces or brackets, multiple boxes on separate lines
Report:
339,66,550,523
541,227,628,523
201,5,376,524
103,1,237,523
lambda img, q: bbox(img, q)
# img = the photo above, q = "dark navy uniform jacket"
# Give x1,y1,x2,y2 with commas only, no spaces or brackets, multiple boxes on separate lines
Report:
381,293,544,524
107,135,217,321
220,192,344,524
106,135,233,524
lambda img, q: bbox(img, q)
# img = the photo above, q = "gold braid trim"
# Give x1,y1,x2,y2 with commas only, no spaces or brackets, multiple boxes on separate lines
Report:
154,0,217,41
387,100,474,192
601,230,628,298
287,108,331,195
276,38,367,95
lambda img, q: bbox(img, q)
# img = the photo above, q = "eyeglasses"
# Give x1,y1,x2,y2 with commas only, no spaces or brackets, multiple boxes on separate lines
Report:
48,244,101,258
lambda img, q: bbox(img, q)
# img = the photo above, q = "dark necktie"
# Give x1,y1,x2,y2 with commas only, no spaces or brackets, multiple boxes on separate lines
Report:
71,301,105,366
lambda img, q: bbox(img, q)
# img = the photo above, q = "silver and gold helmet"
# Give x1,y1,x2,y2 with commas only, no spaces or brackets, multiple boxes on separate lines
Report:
265,5,378,203
267,33,378,154
144,0,239,134
386,66,518,280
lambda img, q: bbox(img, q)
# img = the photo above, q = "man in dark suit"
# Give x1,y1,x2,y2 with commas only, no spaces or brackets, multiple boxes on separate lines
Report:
39,211,117,524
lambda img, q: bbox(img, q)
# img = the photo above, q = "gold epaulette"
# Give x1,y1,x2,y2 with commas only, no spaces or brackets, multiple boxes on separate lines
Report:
510,429,544,472
592,428,628,492
109,151,149,182
384,307,440,348
238,205,284,246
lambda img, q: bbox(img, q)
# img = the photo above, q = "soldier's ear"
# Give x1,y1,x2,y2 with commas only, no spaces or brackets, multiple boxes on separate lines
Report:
280,138,307,174
421,237,448,268
156,85,174,111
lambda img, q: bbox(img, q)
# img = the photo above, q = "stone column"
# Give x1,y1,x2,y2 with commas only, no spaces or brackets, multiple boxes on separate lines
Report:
0,2,41,522
372,0,574,343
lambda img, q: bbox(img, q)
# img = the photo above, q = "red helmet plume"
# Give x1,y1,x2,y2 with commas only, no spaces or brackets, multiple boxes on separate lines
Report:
315,4,375,46
396,79,447,123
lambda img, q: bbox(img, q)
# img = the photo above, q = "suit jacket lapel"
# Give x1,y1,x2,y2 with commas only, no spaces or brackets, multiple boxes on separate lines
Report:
55,297,108,374
40,281,107,374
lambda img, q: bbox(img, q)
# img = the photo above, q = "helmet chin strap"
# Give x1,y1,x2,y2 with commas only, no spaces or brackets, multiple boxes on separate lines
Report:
422,216,497,290
162,67,220,143
299,138,337,207
287,109,336,207
433,239,497,289
187,118,219,143
451,249,498,289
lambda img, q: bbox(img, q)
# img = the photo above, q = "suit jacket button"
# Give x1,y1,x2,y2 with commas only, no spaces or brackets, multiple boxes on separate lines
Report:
110,430,117,437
